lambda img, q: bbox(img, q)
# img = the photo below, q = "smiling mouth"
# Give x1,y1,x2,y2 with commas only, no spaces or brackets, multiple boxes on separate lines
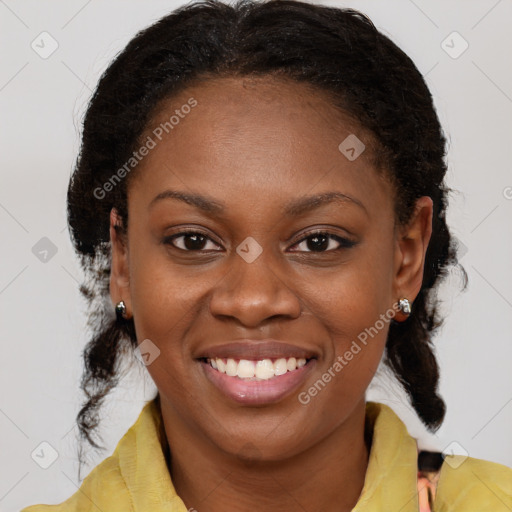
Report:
198,356,314,381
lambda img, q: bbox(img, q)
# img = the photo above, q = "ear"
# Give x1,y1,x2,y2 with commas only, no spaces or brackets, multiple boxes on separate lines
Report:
392,196,433,321
109,207,132,318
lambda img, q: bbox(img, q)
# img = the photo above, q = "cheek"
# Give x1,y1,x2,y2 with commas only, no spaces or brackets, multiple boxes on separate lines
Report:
302,244,394,389
300,272,391,432
128,239,224,361
131,271,201,347
303,242,394,336
127,254,209,402
128,241,185,345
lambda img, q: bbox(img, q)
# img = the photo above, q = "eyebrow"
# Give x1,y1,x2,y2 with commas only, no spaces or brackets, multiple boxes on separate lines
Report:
149,189,367,216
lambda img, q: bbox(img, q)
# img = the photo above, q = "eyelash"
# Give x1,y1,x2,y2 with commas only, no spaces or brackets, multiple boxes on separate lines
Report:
163,229,356,253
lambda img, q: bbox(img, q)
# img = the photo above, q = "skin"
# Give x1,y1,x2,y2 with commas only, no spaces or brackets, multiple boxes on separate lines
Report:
109,76,433,512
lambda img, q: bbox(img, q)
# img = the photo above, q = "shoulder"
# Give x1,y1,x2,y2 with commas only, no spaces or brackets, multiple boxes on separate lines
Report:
434,454,512,511
20,399,172,512
20,451,133,512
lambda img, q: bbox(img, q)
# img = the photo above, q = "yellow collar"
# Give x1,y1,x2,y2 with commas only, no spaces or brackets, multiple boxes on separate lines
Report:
114,399,421,511
22,398,512,511
353,401,420,511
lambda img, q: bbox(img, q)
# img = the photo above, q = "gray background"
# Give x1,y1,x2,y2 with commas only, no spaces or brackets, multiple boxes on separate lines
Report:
1,0,511,510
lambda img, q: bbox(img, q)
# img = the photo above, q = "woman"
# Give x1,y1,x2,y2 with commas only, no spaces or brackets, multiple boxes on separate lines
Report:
21,0,512,511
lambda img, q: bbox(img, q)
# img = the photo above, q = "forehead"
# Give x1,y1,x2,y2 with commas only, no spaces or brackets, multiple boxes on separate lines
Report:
146,75,362,149
130,75,393,219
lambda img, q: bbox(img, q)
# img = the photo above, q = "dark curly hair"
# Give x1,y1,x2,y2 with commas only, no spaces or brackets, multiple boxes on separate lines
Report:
66,0,467,476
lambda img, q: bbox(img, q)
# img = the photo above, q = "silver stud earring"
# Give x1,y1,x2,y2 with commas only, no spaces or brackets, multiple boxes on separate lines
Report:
115,300,127,321
398,298,412,316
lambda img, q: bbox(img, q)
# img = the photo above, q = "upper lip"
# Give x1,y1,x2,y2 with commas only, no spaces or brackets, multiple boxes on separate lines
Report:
196,340,318,361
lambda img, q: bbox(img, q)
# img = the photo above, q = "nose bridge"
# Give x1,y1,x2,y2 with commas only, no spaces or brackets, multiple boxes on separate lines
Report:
231,248,280,293
209,242,301,325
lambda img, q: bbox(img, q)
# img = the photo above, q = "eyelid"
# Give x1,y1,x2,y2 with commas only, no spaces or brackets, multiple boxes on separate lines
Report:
164,228,356,253
289,229,356,251
163,229,223,251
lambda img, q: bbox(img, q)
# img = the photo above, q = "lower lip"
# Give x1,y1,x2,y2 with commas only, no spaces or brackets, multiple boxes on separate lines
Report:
199,359,316,405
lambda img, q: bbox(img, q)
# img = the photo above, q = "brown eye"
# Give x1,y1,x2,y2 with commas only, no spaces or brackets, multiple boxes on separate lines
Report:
290,231,356,253
163,231,222,252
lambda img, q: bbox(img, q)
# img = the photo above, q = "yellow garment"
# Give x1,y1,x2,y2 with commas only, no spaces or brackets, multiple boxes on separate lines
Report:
21,399,512,511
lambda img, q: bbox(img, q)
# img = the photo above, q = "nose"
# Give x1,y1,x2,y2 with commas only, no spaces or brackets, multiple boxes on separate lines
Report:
209,249,302,328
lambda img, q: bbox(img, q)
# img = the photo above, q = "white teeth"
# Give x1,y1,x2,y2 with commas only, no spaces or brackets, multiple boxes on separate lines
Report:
255,359,274,379
225,358,238,377
216,358,226,373
237,359,255,378
274,358,288,376
286,357,297,371
206,356,310,380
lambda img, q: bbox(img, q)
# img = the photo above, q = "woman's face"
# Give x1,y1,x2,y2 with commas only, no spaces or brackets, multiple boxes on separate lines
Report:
110,76,432,460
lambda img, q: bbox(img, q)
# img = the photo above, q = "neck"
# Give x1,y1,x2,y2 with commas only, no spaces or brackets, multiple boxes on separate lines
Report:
158,397,371,512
